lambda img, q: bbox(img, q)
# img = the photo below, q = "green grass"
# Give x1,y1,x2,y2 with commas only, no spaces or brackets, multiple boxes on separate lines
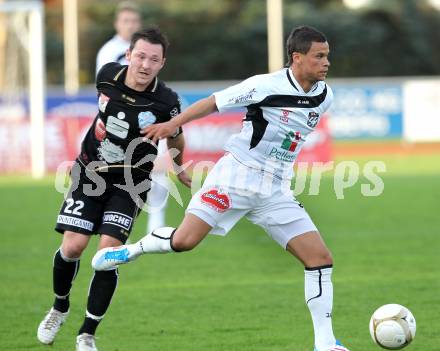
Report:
0,154,439,350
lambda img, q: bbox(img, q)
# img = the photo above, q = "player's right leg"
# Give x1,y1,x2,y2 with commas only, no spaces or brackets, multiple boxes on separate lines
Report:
92,214,212,270
38,162,103,345
38,231,90,344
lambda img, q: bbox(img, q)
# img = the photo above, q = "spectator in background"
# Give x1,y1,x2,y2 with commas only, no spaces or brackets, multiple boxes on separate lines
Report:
96,1,141,72
96,1,171,234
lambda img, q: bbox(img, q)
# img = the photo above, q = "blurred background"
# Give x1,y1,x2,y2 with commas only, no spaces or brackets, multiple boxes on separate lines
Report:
1,2,439,350
1,0,440,177
40,0,440,82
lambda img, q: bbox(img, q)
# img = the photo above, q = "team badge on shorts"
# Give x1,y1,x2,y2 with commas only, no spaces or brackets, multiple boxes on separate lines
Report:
307,112,320,128
200,188,231,213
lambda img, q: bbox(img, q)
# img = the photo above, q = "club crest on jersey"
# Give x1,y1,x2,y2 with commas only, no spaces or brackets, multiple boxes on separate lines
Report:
200,188,231,213
170,107,179,118
98,93,110,113
307,112,320,128
138,111,157,128
280,109,290,123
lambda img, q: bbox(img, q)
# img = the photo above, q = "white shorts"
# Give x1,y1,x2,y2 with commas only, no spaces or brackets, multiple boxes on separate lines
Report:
186,153,318,248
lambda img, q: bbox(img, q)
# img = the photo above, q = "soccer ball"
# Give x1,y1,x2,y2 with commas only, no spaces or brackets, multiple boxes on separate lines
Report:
369,304,416,349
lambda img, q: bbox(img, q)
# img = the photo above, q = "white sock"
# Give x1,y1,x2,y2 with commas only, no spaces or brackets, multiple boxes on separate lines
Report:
147,210,166,233
130,227,176,255
146,172,169,233
305,266,336,350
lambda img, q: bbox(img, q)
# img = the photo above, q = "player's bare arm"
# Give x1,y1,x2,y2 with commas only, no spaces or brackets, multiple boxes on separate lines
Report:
166,133,192,188
142,95,218,143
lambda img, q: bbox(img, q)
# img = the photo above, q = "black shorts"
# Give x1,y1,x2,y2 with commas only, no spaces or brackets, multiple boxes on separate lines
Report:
55,161,150,243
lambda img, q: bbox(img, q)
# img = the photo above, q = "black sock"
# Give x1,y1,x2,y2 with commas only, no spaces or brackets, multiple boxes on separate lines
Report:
78,269,119,335
79,318,100,336
53,249,80,313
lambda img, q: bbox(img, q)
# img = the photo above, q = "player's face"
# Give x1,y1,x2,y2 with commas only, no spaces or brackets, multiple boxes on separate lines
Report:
115,10,141,41
126,39,165,90
295,41,330,82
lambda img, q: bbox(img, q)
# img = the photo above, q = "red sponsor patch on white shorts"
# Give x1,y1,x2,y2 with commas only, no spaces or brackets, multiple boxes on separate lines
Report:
200,188,231,213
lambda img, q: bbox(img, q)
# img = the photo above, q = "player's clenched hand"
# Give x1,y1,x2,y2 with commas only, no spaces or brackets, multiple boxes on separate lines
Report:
141,121,175,144
176,170,192,188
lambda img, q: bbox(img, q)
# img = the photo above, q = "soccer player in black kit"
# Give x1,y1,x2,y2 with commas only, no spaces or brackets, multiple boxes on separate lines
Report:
37,27,191,351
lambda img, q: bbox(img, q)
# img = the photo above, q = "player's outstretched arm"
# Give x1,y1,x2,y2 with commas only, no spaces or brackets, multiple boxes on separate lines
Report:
142,95,218,143
167,134,192,188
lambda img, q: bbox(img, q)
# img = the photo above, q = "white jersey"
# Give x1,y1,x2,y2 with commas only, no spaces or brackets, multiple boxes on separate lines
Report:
213,68,333,180
96,35,130,74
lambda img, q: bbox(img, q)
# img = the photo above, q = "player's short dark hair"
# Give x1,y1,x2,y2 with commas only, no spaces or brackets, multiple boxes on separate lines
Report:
286,25,327,66
129,27,169,58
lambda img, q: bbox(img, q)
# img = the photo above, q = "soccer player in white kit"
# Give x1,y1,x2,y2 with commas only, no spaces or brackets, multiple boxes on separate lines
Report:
93,26,350,351
96,2,141,72
96,1,170,233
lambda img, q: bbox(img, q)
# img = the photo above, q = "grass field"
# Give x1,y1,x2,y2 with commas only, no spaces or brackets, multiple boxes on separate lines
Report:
1,153,439,351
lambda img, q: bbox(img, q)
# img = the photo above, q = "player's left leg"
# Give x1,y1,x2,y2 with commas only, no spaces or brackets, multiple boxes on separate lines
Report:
248,193,349,351
289,232,349,351
76,235,121,351
93,154,252,271
92,213,213,271
286,231,340,351
93,182,250,271
76,184,143,351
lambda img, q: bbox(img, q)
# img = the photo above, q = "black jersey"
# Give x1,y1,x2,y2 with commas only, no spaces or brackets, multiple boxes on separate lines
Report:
79,62,181,175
